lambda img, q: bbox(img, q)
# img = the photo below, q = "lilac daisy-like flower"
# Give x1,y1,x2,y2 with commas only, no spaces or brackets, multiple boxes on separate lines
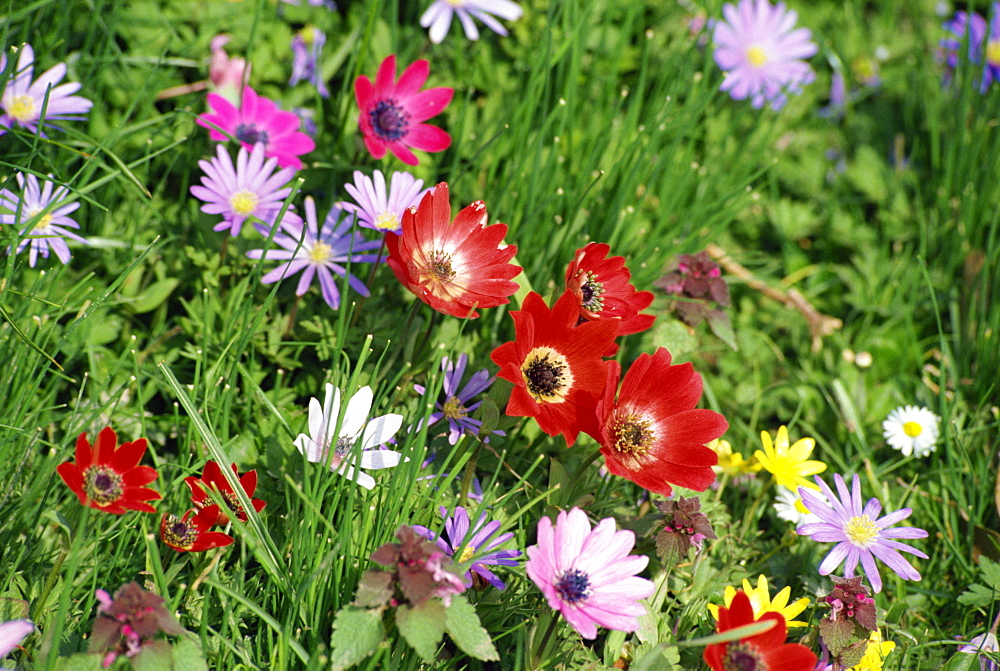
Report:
525,507,655,640
413,506,521,590
712,0,818,110
190,143,299,237
0,43,93,136
420,0,523,44
413,354,504,445
289,27,329,98
0,619,33,660
338,169,425,235
796,473,928,593
941,3,1000,91
293,384,405,490
1,172,87,267
246,197,381,309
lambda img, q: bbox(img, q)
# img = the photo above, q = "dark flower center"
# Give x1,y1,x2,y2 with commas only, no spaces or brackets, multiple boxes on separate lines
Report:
580,272,605,313
429,253,456,282
724,642,765,671
554,568,591,604
83,464,124,506
370,99,409,141
521,348,572,403
608,412,654,458
334,435,356,458
235,123,270,146
161,515,197,550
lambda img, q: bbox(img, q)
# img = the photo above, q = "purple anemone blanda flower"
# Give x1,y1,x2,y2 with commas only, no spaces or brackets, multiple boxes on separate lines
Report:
289,27,329,98
941,3,1000,91
959,632,1000,671
1,172,87,267
420,0,523,44
712,0,818,110
190,143,300,237
796,473,928,593
246,197,382,309
413,506,521,590
525,507,655,640
0,43,93,136
414,354,504,445
338,169,425,235
197,86,315,169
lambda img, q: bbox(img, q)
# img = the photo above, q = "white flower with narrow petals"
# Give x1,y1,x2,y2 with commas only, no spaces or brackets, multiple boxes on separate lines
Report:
420,0,523,44
293,384,404,489
882,405,940,457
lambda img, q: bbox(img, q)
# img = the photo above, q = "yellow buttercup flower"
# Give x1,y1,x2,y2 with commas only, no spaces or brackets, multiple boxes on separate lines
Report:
709,438,762,476
754,425,826,491
848,630,895,670
706,575,810,627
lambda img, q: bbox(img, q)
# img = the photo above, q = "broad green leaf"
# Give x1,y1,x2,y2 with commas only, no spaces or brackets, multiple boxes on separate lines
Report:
170,637,209,671
329,606,385,671
53,654,104,671
128,278,180,314
396,600,447,662
444,595,499,662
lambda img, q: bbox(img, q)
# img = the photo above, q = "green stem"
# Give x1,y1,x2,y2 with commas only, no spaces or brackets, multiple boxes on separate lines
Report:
531,609,561,669
459,439,483,507
738,475,774,540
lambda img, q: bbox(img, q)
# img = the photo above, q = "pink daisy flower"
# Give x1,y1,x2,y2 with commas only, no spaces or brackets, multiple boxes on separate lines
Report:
197,85,315,169
712,0,818,110
354,55,454,166
0,43,93,136
189,143,300,237
525,507,655,640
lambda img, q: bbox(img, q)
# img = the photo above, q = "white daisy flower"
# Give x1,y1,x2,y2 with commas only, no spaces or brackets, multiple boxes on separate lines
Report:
293,384,404,489
882,405,940,457
773,485,821,526
420,0,523,44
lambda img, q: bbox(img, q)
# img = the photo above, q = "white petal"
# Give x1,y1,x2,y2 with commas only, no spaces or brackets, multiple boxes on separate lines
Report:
359,450,403,469
341,386,373,438
361,413,403,449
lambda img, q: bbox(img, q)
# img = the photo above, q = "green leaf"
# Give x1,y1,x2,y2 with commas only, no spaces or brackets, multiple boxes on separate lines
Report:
170,637,209,671
329,606,385,671
132,641,173,671
630,642,681,671
128,278,180,314
444,595,499,661
959,557,1000,608
940,651,980,671
396,600,447,662
53,653,105,671
706,310,738,351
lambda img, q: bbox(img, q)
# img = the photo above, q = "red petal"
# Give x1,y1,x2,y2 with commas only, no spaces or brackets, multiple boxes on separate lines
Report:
56,462,85,501
74,432,94,469
94,427,118,465
109,437,149,473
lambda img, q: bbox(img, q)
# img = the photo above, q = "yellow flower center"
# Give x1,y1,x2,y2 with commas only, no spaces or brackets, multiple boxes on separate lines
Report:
28,208,54,232
987,40,1000,66
229,189,259,216
845,514,878,546
458,545,475,563
309,242,332,264
301,26,317,45
902,421,923,437
608,412,655,465
521,346,573,404
374,211,400,230
443,396,466,420
746,46,768,67
7,94,37,121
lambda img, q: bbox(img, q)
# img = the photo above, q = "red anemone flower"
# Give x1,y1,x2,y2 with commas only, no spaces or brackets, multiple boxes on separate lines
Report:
565,243,655,352
159,507,234,553
56,427,161,515
596,347,728,496
184,460,266,526
386,183,520,319
704,591,817,671
355,54,454,165
491,290,619,446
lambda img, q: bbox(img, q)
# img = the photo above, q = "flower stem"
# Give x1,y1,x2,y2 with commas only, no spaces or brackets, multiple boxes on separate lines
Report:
459,439,483,507
531,609,561,668
738,475,774,540
351,234,388,329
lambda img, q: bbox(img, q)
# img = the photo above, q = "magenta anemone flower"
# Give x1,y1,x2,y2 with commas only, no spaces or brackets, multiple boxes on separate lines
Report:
413,506,521,590
190,143,300,237
712,0,818,110
246,196,382,309
197,85,315,169
796,473,928,593
1,172,87,267
414,354,505,445
420,0,523,44
354,55,454,166
525,507,655,640
338,169,425,235
0,43,93,136
289,27,329,98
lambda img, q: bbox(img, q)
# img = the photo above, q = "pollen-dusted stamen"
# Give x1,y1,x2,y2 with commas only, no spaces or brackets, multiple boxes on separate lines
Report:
82,464,124,506
161,515,197,550
554,568,591,604
235,123,269,146
7,94,37,121
309,241,332,264
607,412,655,462
724,641,765,670
844,514,878,547
370,99,410,141
374,211,400,231
579,272,605,314
419,249,465,301
458,545,476,563
443,396,467,420
521,347,573,404
27,208,53,232
229,189,259,216
334,435,356,458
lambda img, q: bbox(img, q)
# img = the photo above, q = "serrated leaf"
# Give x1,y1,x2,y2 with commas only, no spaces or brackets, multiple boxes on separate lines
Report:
445,595,499,661
329,606,385,671
818,618,858,656
53,654,105,671
396,600,446,662
170,637,208,671
958,583,999,608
